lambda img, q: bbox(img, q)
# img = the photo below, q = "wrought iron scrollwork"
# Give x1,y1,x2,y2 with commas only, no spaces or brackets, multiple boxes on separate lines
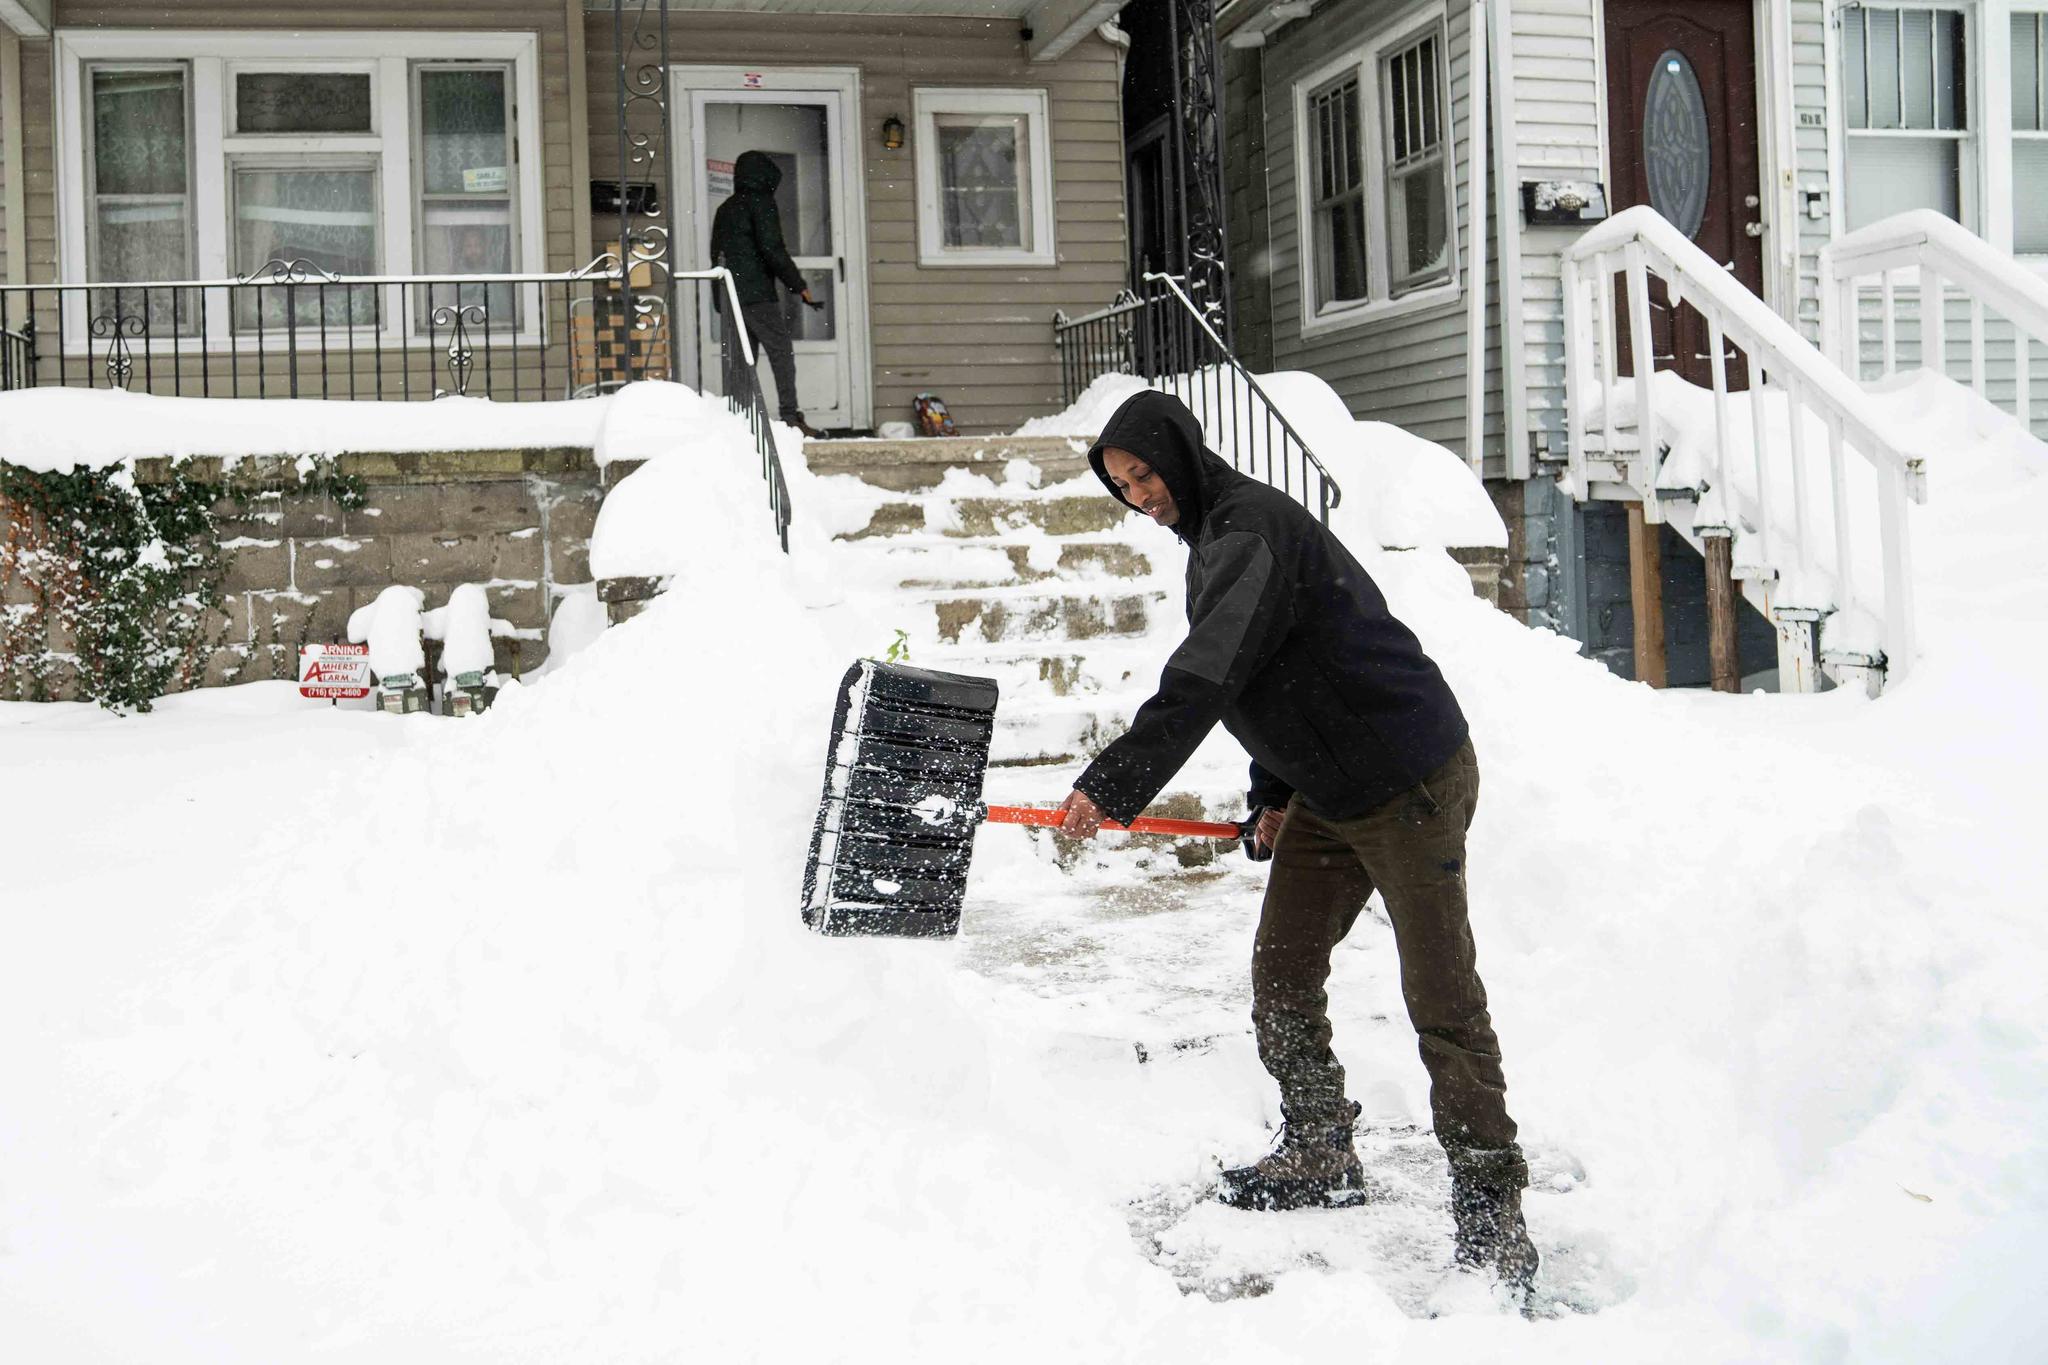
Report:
430,304,489,397
1169,0,1231,343
236,258,345,287
609,0,676,383
89,313,147,390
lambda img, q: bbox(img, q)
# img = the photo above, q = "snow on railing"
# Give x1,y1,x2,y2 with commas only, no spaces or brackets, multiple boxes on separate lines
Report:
1820,208,2048,434
1561,205,1930,677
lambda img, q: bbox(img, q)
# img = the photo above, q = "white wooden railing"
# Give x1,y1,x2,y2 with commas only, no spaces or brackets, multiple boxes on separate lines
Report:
1821,208,2048,434
1561,206,1929,680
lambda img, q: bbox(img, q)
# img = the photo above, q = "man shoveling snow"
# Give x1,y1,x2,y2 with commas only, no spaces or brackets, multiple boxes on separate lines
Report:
1053,391,1539,1294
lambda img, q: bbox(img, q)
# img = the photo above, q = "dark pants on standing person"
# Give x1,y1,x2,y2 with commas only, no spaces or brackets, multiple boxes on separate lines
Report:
1252,740,1523,1173
740,299,802,425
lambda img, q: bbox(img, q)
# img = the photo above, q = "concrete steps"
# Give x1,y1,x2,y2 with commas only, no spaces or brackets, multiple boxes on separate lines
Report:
804,435,1094,491
879,537,1155,590
835,494,1129,542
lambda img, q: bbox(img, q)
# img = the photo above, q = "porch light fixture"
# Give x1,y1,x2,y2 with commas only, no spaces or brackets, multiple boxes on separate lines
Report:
882,114,905,150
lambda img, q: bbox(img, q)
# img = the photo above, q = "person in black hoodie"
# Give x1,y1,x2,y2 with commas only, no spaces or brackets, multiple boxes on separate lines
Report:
1054,390,1538,1292
709,150,822,437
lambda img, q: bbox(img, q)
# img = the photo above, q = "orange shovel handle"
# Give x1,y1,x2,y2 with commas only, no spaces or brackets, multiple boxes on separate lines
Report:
983,804,1247,841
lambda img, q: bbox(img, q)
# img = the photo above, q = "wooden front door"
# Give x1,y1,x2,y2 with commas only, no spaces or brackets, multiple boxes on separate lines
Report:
1605,0,1765,389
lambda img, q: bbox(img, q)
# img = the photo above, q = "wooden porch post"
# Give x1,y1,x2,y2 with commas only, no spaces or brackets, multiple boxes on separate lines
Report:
1627,502,1667,688
1705,532,1741,692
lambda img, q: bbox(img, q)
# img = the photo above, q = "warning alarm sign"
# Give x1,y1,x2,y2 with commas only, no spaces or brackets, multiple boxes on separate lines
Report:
299,642,373,699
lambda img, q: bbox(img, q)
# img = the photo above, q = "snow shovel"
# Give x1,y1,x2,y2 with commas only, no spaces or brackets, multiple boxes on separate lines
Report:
801,659,1257,939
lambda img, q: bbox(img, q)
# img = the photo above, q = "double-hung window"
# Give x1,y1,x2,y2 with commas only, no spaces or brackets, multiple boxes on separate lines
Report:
415,64,518,325
1841,5,1972,230
225,65,381,329
86,64,195,332
58,31,541,345
1294,7,1457,334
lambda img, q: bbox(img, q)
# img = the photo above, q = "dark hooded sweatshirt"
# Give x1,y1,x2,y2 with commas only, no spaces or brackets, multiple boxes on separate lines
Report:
708,151,807,307
1074,391,1469,826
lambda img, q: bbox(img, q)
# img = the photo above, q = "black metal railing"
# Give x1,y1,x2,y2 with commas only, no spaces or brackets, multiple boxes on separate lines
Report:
0,258,793,552
1053,272,1340,524
708,271,794,553
0,257,677,402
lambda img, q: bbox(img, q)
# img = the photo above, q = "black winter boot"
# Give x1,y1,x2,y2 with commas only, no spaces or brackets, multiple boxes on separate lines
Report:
1217,1102,1366,1211
1448,1148,1539,1295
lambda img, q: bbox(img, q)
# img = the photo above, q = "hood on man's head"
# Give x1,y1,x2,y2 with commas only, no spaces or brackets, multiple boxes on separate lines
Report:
733,150,782,193
1087,390,1220,535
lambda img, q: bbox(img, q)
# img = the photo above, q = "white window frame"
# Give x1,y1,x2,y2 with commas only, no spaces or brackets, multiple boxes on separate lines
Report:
410,61,523,327
81,60,198,309
1837,1,1980,234
2010,6,2048,257
912,86,1057,268
53,29,544,354
1291,1,1460,339
227,61,379,137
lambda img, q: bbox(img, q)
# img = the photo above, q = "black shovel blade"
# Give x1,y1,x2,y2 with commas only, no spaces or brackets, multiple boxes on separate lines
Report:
800,660,998,938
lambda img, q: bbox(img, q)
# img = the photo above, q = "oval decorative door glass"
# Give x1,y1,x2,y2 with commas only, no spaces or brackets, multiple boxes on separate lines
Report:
1642,49,1710,238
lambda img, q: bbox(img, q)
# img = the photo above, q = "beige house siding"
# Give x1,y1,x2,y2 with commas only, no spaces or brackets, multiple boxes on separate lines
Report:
23,2,581,283
585,11,1128,433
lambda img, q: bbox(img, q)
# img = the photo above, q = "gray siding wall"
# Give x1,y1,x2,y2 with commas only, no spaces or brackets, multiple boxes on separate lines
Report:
1253,0,1503,467
586,11,1128,434
1502,0,1604,461
1791,0,1831,345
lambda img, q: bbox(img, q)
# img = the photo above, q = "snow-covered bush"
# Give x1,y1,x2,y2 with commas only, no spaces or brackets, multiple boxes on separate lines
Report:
0,462,227,711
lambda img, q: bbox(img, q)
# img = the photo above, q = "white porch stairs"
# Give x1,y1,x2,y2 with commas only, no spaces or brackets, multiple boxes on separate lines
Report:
1561,208,1949,695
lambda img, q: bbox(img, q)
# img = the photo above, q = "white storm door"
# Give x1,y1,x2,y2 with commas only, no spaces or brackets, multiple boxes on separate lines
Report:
676,72,863,429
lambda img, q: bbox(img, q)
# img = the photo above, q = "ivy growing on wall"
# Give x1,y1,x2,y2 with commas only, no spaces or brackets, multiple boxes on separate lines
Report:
0,460,364,713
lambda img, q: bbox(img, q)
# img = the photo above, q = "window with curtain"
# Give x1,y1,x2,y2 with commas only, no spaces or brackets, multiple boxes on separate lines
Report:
231,162,380,329
415,65,517,327
1308,74,1367,310
2015,12,2048,253
1382,30,1449,295
87,64,194,332
1841,5,1970,229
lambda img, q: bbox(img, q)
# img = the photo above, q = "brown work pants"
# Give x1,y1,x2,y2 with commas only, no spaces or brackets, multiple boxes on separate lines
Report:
1252,740,1522,1165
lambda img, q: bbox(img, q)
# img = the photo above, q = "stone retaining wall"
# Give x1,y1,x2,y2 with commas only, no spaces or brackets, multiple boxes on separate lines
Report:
3,447,608,699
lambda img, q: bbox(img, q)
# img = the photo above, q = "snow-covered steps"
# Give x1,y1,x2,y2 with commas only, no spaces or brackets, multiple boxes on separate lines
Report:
803,435,1093,491
907,580,1168,646
802,437,1195,780
879,537,1154,590
835,494,1129,542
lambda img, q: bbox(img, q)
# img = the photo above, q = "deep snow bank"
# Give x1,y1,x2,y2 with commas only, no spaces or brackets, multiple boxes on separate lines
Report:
2,378,2044,1361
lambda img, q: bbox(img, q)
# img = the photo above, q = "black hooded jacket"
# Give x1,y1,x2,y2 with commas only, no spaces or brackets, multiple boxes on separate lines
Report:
708,151,807,307
1074,391,1469,826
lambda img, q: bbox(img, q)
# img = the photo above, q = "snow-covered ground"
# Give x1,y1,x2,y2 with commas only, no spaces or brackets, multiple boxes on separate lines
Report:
2,376,2044,1361
0,380,718,471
